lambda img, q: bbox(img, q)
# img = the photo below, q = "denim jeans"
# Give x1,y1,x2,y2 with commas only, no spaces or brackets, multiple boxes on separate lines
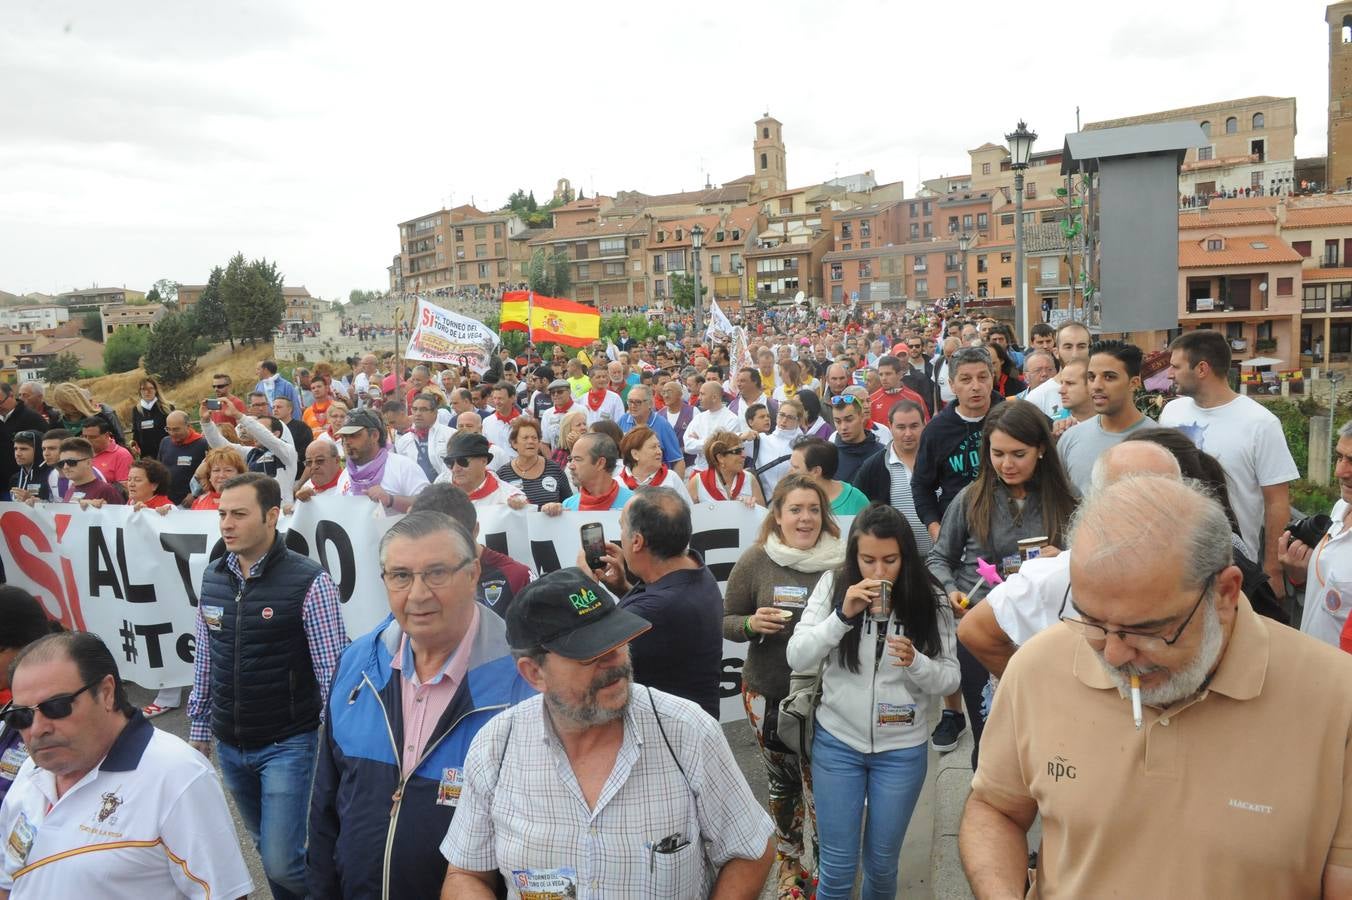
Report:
810,725,929,900
217,729,318,900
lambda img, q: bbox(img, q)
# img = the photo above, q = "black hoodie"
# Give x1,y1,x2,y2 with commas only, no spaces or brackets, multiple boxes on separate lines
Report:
911,400,993,527
831,429,885,482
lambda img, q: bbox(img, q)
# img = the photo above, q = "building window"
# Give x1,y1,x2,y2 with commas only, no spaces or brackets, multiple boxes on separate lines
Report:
603,262,624,276
455,228,464,241
497,260,507,276
1025,181,1038,199
478,262,490,278
715,230,725,242
652,254,664,273
1293,240,1312,257
1200,120,1211,137
599,238,625,256
475,244,488,258
761,152,768,170
860,221,871,237
977,255,988,273
923,201,932,215
910,203,918,216
1252,112,1265,129
576,263,590,279
977,213,988,229
1206,238,1223,251
493,224,503,238
656,230,665,242
575,242,588,259
1001,214,1014,226
666,250,684,271
946,276,959,292
1303,284,1327,311
1276,277,1293,296
831,285,843,303
981,162,991,175
1225,116,1238,134
915,278,928,296
676,228,683,241
655,279,665,298
731,252,741,271
1251,171,1264,189
631,238,640,249
830,264,843,281
710,254,721,274
762,127,769,139
947,216,959,233
977,279,989,297
475,225,487,239
1000,276,1012,288
841,223,853,239
731,229,741,240
910,224,920,239
1197,146,1214,161
923,223,933,238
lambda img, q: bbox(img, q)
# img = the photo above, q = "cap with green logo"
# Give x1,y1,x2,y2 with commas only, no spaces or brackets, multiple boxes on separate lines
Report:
506,567,651,661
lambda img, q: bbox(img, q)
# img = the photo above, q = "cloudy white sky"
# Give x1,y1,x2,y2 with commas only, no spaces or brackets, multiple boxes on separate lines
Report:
0,0,1334,301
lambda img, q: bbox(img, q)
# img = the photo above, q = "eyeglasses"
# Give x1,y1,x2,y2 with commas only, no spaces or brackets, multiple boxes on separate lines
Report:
56,457,89,469
1,680,100,730
716,448,744,458
443,456,484,468
1058,571,1218,653
380,558,473,591
828,395,863,408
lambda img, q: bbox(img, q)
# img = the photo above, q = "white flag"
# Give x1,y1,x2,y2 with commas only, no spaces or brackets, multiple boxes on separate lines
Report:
705,297,735,341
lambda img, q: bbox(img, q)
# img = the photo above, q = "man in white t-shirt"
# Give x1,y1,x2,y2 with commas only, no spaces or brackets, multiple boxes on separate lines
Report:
0,632,252,900
336,408,429,513
1282,420,1352,649
683,380,744,470
1159,330,1297,586
1024,321,1092,419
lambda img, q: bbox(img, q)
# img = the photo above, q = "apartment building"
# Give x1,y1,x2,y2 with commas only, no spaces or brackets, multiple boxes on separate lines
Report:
397,206,530,294
644,208,759,306
0,306,69,333
524,218,650,307
100,303,166,336
59,287,146,308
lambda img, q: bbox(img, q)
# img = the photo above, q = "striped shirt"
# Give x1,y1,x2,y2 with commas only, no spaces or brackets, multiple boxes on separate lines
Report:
497,458,573,508
887,446,933,555
440,685,773,899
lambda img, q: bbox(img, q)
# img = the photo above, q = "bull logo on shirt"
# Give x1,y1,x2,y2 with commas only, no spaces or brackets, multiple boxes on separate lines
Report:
97,791,123,823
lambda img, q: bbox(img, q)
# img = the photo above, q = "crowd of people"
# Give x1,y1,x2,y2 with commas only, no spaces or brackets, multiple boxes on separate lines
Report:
1,296,1351,900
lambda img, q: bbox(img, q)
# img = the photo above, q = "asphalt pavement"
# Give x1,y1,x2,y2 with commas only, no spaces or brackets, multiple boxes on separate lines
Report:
133,686,944,899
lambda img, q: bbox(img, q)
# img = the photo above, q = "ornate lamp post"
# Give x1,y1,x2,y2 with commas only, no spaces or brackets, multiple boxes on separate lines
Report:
691,224,705,330
1005,120,1037,346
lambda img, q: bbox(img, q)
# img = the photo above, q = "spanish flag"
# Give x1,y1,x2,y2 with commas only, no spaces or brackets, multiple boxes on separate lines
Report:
499,291,600,348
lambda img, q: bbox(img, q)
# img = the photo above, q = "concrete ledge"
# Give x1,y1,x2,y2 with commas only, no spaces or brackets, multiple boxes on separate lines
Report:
930,732,975,900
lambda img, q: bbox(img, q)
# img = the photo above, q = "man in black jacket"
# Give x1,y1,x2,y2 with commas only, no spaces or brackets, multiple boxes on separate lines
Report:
0,382,51,500
829,390,884,481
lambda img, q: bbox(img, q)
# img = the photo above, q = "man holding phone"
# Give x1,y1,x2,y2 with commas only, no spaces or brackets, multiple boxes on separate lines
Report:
208,374,247,424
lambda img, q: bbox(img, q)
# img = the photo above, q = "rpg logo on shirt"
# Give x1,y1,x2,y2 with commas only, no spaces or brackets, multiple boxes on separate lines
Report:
1047,755,1077,782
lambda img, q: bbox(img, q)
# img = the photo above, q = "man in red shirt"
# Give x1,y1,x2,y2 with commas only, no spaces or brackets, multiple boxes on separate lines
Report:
81,417,132,487
869,354,930,426
209,374,248,425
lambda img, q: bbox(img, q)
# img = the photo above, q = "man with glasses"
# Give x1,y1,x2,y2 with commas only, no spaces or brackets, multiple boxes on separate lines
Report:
539,379,576,450
828,390,884,482
293,438,350,505
617,385,685,476
395,393,457,483
960,474,1352,899
439,431,527,509
0,632,252,898
307,511,533,900
208,374,247,424
187,472,346,900
52,438,124,506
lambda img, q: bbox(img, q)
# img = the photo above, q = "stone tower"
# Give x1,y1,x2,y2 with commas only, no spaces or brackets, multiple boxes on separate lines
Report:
753,113,787,199
1328,3,1352,189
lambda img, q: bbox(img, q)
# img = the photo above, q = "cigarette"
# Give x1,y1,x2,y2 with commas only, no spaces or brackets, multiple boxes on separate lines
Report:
1130,675,1142,731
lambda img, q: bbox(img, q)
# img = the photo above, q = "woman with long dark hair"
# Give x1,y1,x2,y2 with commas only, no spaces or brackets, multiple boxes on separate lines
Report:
989,341,1026,398
787,504,959,899
927,399,1076,759
131,377,172,458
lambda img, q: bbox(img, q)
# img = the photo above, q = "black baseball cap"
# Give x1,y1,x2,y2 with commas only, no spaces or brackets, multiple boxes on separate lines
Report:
507,568,651,660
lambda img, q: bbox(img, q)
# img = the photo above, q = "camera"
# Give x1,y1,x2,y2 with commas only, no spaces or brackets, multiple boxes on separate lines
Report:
204,399,222,410
1287,514,1332,548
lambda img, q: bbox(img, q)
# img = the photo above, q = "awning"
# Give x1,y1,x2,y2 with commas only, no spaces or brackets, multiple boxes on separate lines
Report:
1239,357,1284,368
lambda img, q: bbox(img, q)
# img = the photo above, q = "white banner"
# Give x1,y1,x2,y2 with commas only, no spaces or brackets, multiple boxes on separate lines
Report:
403,296,499,373
0,498,794,724
705,297,735,342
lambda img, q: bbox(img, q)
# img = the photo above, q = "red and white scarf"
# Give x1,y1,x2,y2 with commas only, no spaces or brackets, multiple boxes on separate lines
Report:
620,464,668,490
577,479,621,510
699,466,744,501
468,471,500,501
586,389,609,412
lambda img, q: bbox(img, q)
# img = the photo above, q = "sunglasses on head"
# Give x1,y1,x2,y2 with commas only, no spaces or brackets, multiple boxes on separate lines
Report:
828,395,863,408
56,457,89,469
1,680,100,730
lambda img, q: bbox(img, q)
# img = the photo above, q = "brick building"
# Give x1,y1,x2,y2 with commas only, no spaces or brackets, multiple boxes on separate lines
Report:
396,206,530,294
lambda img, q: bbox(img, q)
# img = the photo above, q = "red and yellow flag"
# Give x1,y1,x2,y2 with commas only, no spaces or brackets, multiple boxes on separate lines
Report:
499,291,600,348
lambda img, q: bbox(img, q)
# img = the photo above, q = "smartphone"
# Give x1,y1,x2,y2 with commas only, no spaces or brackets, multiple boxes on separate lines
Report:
204,398,222,410
580,522,607,570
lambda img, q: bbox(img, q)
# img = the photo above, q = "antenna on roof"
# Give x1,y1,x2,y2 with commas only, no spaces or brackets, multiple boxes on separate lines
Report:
1076,106,1081,131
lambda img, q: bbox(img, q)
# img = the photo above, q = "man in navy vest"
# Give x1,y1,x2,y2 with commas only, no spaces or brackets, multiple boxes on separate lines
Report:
187,471,348,900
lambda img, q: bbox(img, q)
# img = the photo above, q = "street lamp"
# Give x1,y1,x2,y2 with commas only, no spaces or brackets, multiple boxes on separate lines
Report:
1005,119,1037,347
957,230,974,318
690,224,705,330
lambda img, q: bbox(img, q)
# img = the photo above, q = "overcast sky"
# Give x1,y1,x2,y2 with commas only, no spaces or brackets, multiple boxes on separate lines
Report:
0,0,1333,301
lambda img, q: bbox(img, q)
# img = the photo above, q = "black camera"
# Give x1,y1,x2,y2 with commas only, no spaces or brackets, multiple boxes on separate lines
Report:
1287,514,1332,547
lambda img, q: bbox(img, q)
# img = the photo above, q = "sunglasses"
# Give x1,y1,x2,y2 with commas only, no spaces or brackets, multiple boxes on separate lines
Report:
1,680,100,730
828,395,863,408
443,456,486,468
56,457,89,469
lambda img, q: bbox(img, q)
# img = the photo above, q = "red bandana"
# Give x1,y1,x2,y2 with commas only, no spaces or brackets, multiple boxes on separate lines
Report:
311,468,344,494
586,389,608,412
700,466,744,501
577,479,621,510
554,398,573,414
174,428,204,445
468,471,499,501
495,407,521,424
620,464,667,490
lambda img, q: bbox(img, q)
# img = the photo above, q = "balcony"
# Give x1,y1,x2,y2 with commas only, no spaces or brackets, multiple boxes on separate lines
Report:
1323,256,1342,269
913,264,928,273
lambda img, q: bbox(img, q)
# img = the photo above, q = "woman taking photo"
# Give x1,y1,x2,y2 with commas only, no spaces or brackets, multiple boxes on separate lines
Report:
927,399,1075,760
689,430,765,507
190,447,247,511
787,504,959,899
724,474,844,898
498,417,571,507
127,458,174,511
131,377,172,459
617,425,688,498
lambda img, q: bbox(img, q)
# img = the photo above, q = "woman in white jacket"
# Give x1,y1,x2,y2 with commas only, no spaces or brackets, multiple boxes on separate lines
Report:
786,503,960,900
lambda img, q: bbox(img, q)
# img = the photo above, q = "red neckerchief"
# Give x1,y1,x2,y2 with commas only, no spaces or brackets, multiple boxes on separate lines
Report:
554,398,573,414
468,471,499,501
311,469,344,493
144,495,174,509
700,466,744,500
620,463,667,490
586,389,608,411
577,479,621,510
174,428,203,445
495,407,521,424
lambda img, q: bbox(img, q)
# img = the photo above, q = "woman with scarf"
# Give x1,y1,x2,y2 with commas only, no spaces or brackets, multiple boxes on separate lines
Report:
796,389,835,441
130,377,172,459
498,417,571,507
723,474,845,899
772,359,810,402
127,458,174,511
618,425,688,500
0,587,64,805
747,399,803,500
688,430,764,507
787,504,959,899
189,447,246,511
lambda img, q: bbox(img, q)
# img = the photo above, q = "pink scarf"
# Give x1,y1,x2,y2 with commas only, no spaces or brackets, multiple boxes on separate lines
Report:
347,446,390,495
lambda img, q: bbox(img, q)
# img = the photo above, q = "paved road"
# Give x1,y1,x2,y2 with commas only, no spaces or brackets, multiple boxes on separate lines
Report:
134,686,942,899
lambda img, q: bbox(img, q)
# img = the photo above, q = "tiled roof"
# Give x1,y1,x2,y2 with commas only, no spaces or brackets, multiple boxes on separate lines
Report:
1299,266,1352,281
1284,205,1352,228
1178,234,1302,268
1207,196,1278,210
1023,222,1085,254
834,201,899,219
1178,208,1277,228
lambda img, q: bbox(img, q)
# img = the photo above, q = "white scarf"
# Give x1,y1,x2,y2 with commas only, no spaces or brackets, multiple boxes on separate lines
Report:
763,531,845,573
139,398,157,411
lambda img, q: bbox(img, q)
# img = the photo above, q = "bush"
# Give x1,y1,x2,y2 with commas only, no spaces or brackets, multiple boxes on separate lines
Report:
1292,478,1339,517
103,327,150,374
143,312,209,385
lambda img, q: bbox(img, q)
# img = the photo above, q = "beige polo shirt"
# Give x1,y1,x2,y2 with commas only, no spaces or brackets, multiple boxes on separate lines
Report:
972,596,1352,898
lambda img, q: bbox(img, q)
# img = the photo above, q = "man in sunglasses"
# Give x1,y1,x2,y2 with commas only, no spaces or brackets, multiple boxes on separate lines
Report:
52,438,125,506
207,373,247,425
0,632,252,898
960,475,1352,899
439,432,527,510
308,511,533,899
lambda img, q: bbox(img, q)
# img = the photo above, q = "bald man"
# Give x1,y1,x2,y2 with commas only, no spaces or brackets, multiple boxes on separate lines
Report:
957,440,1181,677
157,410,209,504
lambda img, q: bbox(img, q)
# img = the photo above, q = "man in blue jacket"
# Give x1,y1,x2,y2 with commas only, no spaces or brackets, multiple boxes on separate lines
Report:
307,510,534,899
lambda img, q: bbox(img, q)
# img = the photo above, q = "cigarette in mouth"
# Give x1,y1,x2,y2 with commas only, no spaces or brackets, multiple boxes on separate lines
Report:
1130,674,1143,731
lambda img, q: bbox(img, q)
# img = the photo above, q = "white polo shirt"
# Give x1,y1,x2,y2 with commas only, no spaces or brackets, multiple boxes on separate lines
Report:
0,714,251,899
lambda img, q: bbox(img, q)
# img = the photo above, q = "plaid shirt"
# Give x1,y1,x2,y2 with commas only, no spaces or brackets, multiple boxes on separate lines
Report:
187,551,348,744
440,685,773,899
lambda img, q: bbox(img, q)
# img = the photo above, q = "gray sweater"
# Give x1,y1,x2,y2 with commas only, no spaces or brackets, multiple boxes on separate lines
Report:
723,544,829,700
926,483,1053,596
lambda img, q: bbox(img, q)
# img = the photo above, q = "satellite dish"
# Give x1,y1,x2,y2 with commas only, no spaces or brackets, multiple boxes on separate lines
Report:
794,291,807,305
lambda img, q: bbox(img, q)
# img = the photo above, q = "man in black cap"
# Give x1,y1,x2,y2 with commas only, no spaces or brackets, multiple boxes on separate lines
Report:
439,567,775,899
336,407,429,512
439,431,527,509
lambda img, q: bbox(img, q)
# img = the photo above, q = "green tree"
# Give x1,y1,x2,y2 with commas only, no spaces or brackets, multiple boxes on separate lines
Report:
221,253,285,345
103,326,150,374
143,312,208,385
669,272,706,309
196,265,231,349
42,352,82,383
527,248,572,298
80,312,103,341
151,278,178,305
348,289,382,305
145,286,162,304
